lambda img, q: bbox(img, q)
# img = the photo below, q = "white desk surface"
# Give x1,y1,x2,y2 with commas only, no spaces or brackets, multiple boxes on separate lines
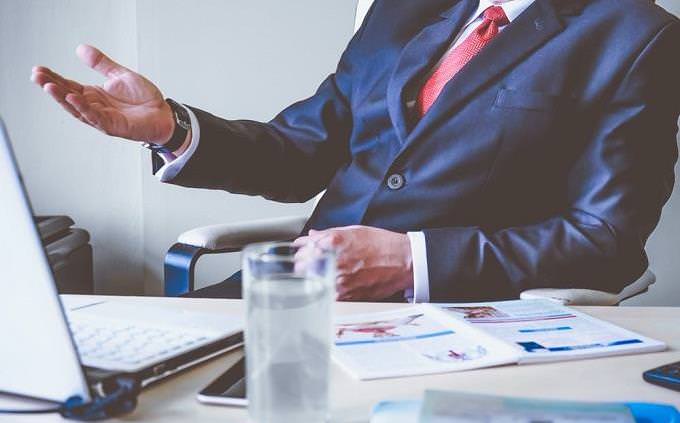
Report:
1,295,679,422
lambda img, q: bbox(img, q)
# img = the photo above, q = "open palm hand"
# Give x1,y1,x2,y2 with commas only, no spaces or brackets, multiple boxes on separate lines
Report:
31,45,174,143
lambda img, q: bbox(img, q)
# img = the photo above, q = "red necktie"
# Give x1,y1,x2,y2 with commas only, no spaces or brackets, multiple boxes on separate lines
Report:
417,6,510,117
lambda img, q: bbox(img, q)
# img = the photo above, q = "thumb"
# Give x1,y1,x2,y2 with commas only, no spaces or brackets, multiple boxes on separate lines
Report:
76,44,128,77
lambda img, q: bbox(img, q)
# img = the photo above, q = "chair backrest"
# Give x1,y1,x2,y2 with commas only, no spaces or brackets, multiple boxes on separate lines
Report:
355,0,375,32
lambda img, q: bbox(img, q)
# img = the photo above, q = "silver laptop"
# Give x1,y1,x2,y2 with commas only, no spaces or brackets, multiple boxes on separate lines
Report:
0,118,243,403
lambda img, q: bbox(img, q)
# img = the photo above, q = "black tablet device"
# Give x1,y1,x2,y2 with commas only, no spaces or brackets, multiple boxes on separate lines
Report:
197,356,247,406
643,360,680,392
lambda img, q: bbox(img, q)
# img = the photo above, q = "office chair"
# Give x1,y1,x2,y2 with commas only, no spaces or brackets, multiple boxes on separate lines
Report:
163,0,657,305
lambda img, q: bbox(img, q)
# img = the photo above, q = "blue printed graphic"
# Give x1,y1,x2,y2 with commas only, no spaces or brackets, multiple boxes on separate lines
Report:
335,330,455,346
518,326,572,333
518,339,643,353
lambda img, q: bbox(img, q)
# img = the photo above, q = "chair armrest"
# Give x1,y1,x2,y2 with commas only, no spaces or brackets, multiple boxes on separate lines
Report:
164,215,308,296
519,269,656,306
177,215,308,251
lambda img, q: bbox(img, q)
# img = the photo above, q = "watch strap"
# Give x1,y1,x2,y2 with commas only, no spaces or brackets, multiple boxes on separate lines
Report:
162,98,190,153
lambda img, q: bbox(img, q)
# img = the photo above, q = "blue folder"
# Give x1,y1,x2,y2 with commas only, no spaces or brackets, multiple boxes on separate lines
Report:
370,400,679,422
627,402,680,423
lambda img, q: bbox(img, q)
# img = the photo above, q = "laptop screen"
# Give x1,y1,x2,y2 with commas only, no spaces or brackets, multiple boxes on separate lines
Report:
0,118,91,402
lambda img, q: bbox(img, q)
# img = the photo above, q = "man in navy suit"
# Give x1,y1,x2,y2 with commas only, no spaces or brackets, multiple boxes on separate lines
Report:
33,0,679,302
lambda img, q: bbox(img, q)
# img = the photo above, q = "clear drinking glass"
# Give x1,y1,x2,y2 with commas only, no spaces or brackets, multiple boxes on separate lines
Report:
243,241,336,423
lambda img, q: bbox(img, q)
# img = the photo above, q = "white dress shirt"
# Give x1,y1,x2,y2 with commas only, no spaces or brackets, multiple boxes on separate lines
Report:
156,0,535,302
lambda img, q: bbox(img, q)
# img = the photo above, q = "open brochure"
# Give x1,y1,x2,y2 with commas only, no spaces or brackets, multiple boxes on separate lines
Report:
333,299,665,380
333,306,518,379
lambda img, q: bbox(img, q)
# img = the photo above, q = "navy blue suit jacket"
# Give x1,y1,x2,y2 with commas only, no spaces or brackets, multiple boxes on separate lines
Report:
162,0,680,301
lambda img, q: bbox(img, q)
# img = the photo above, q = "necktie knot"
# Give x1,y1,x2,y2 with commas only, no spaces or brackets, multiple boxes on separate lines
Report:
483,6,509,26
416,4,509,116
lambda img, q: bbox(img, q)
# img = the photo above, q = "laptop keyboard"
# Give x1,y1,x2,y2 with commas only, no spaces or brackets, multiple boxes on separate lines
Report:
68,317,215,370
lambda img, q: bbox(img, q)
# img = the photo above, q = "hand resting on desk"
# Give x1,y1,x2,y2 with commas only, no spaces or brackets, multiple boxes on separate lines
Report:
294,225,413,302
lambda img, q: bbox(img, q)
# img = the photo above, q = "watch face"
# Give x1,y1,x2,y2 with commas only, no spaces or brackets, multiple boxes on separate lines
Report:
176,114,190,130
167,98,191,131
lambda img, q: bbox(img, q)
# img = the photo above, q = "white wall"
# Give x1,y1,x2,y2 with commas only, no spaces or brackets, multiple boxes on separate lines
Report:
0,0,357,295
0,0,145,294
1,0,678,303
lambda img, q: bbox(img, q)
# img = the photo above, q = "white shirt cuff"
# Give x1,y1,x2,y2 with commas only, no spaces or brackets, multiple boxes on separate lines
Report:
406,231,430,303
156,105,201,182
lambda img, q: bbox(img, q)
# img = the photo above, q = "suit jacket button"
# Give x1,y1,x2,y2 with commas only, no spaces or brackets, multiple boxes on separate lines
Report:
386,173,405,190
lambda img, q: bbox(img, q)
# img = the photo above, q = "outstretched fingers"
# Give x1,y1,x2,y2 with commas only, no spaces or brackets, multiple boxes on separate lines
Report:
76,44,127,78
31,67,106,127
43,82,82,120
31,66,83,94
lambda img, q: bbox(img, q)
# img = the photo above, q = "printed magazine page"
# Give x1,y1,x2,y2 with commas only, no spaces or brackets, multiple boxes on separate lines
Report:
426,299,666,363
419,390,636,423
332,306,518,380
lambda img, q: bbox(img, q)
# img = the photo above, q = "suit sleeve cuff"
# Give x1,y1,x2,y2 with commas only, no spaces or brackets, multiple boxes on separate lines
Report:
156,105,201,182
407,231,430,303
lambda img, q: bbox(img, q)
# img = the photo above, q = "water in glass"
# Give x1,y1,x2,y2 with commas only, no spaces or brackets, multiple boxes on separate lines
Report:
244,244,334,423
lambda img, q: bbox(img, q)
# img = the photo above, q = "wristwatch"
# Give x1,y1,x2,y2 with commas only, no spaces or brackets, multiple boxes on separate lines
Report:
143,98,191,155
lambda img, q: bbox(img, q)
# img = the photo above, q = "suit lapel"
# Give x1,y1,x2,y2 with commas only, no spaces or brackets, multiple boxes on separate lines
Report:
386,0,478,145
406,0,568,146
